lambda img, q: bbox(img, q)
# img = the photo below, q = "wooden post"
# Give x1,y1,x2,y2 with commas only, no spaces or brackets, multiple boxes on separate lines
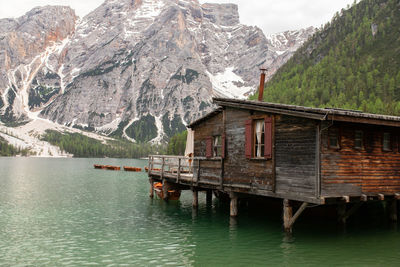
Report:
192,189,198,208
315,124,320,198
220,158,224,189
230,192,238,217
161,157,165,180
283,199,293,233
282,200,308,233
389,199,398,222
196,159,200,186
162,180,169,201
177,158,181,183
148,156,152,174
206,190,212,205
149,178,154,198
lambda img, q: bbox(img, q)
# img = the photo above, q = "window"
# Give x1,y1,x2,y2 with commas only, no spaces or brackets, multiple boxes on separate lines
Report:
213,135,222,157
206,134,225,158
253,120,265,157
354,130,363,149
245,117,272,159
383,132,391,151
328,128,340,149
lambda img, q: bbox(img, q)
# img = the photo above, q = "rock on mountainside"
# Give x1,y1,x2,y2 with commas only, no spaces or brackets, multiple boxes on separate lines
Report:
265,27,314,80
0,0,314,144
0,6,77,123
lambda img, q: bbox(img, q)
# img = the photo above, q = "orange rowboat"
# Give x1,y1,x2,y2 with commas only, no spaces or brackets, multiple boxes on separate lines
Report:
123,166,142,172
153,182,181,200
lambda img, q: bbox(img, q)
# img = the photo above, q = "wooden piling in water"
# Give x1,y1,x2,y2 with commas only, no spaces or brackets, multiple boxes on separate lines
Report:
282,199,308,233
149,179,154,198
162,180,169,201
283,199,293,233
192,189,198,207
230,192,238,217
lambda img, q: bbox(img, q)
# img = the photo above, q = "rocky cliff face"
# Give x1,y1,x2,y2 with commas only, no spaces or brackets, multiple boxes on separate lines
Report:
0,0,314,143
0,6,77,122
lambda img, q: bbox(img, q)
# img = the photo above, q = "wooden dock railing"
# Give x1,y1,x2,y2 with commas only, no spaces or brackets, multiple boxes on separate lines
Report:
148,155,267,191
148,155,221,186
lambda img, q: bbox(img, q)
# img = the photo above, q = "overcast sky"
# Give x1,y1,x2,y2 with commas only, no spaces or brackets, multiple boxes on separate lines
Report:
0,0,356,34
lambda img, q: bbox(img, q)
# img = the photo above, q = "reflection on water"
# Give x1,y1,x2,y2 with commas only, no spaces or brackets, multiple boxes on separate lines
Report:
0,157,399,266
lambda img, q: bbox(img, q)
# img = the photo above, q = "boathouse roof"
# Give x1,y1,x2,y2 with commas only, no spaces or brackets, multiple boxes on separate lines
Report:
189,98,400,128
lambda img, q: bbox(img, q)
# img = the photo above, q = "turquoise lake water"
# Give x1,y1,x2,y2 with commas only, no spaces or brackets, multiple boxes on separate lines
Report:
0,157,399,266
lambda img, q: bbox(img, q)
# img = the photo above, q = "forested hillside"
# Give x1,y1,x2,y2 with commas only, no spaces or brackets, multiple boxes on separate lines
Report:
255,0,400,115
167,131,187,156
41,130,164,158
0,136,31,156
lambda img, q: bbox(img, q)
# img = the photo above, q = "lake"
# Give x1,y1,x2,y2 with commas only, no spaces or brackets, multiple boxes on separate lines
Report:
0,157,399,266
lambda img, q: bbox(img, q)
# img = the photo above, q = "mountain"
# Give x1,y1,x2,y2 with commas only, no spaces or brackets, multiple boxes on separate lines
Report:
257,0,400,115
264,27,315,80
0,6,77,123
0,0,313,150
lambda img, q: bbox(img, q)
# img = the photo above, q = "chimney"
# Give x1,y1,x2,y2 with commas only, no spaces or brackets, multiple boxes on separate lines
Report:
258,68,267,101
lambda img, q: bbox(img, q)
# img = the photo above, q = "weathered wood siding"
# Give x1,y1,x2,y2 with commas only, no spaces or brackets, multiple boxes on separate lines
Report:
193,112,223,157
274,115,318,197
192,112,224,185
192,108,274,190
321,122,400,196
224,108,274,190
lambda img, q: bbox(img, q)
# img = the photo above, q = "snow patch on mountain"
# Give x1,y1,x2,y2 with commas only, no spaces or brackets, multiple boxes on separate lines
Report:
96,117,122,134
207,67,253,99
151,115,165,144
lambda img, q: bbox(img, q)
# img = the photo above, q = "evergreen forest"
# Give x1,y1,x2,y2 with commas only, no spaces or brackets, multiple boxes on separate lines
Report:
166,130,187,155
0,136,31,156
41,130,164,158
253,0,400,115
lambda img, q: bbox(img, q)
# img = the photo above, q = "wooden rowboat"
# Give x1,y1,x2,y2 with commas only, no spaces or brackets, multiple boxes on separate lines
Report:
104,165,121,171
94,164,120,170
94,164,105,169
154,182,181,200
123,166,142,172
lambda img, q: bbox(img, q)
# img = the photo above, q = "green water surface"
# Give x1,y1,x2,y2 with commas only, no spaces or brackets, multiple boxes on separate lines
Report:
0,158,399,266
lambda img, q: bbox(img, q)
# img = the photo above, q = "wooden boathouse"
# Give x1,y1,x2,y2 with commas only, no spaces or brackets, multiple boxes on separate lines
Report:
148,97,400,232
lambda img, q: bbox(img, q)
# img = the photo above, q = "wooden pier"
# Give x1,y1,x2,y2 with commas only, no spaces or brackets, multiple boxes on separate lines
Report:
148,155,400,232
148,97,400,233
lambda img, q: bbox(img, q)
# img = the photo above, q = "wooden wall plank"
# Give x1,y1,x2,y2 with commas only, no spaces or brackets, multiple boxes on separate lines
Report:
274,115,317,197
321,122,400,196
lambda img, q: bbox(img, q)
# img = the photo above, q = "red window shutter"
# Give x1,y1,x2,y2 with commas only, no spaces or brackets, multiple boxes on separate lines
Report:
206,136,213,158
264,117,272,159
245,120,252,159
222,133,226,159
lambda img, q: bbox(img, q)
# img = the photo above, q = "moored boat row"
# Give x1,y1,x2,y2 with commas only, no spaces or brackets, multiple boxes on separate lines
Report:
94,165,163,173
94,164,121,171
123,166,142,172
94,164,139,171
